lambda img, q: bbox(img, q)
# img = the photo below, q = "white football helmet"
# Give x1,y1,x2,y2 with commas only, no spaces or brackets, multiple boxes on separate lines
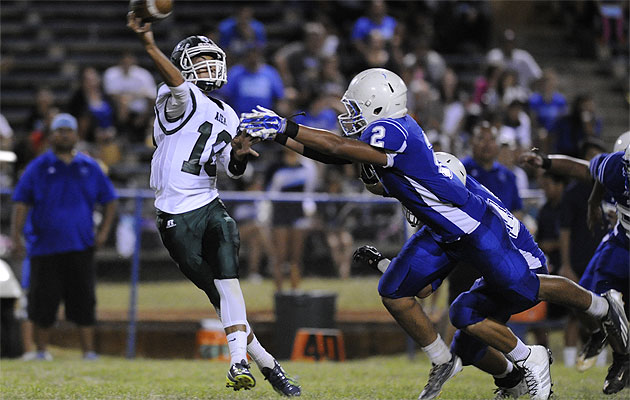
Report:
613,131,630,152
338,68,408,136
435,152,467,185
170,36,227,91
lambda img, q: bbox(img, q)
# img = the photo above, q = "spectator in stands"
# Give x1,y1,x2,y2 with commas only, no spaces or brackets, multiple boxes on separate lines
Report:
351,0,398,62
13,107,59,180
528,68,568,153
230,172,278,284
463,121,524,217
103,52,156,143
473,63,502,108
218,6,266,60
496,69,530,108
265,147,318,290
557,139,607,367
354,30,403,75
487,29,542,88
275,22,327,90
68,67,116,144
499,100,532,151
10,113,118,361
535,171,573,361
25,87,55,134
402,37,446,87
218,42,284,117
551,93,603,157
496,135,529,197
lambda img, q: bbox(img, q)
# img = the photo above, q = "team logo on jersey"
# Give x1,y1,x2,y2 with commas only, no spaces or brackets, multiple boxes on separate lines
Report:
166,219,177,229
215,112,226,125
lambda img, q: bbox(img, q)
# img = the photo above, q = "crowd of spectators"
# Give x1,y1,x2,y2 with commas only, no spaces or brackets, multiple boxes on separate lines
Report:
3,0,628,283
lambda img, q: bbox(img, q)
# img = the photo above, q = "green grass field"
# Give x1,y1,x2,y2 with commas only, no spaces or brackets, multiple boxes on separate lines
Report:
4,278,625,399
1,349,623,399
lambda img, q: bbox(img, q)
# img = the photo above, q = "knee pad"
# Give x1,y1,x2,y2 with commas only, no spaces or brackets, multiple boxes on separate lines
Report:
450,330,488,366
449,292,486,329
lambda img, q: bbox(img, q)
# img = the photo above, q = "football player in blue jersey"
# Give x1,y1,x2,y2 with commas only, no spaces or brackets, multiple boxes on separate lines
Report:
520,131,630,395
240,68,629,400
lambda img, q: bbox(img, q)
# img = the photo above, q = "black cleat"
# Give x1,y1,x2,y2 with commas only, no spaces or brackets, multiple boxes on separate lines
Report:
493,368,527,399
577,329,608,372
601,290,629,355
352,245,386,273
226,359,256,391
418,355,463,400
262,359,301,396
603,352,629,394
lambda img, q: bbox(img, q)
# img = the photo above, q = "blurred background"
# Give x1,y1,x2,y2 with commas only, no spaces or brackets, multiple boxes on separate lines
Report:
0,0,628,360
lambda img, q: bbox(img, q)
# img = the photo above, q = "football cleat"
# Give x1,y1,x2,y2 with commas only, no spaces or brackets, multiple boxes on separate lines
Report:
601,289,629,355
261,359,301,396
226,359,256,391
513,346,553,400
576,329,608,372
352,245,386,273
418,355,463,400
603,352,629,394
493,367,527,399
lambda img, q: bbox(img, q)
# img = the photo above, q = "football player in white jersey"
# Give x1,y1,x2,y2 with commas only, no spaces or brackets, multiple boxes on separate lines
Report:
127,12,300,396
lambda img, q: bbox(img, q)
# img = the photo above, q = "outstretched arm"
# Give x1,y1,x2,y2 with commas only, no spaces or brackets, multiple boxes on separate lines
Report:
127,11,184,87
519,151,591,181
240,107,389,166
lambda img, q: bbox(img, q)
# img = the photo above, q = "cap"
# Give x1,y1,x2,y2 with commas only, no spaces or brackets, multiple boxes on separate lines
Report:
50,113,78,131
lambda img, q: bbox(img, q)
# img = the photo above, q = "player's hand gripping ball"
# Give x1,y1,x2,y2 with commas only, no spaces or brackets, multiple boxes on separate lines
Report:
129,0,173,22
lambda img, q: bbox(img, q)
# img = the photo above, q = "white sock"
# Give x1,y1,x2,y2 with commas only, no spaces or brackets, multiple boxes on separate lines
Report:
377,259,391,273
421,334,452,365
226,330,248,365
596,348,609,366
507,339,530,363
563,346,577,367
247,335,275,370
585,292,609,319
493,360,514,378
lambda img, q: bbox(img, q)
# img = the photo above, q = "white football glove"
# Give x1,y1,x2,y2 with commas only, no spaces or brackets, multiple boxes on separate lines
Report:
239,105,287,140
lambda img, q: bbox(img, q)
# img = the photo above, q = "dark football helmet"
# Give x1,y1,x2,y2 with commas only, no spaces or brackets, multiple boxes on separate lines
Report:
170,35,227,91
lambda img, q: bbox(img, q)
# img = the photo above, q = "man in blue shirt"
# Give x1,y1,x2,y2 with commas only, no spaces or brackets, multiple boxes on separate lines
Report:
218,43,284,117
240,68,629,400
11,113,118,361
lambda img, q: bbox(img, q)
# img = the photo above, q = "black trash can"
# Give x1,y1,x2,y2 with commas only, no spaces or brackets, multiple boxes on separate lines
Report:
274,290,337,359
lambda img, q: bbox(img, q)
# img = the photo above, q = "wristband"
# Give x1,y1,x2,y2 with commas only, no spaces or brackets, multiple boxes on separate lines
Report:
285,120,299,138
541,156,552,170
228,149,248,176
274,134,288,145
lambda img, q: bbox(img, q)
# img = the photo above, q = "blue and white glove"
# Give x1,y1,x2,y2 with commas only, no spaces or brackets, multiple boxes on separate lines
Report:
239,106,286,140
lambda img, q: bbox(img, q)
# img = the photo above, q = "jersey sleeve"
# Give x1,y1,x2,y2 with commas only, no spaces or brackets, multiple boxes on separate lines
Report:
589,152,620,186
12,162,37,204
359,120,407,153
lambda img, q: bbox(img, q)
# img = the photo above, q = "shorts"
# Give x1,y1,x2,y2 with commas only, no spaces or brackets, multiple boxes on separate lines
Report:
28,249,96,327
157,198,240,308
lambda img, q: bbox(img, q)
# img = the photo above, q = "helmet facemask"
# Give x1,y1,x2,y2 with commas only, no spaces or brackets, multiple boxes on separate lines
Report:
338,97,368,136
178,44,227,92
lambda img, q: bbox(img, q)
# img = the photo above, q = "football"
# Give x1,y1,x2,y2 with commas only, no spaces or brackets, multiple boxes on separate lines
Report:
129,0,173,22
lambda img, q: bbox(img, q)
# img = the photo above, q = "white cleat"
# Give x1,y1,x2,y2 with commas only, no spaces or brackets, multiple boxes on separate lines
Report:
513,346,553,400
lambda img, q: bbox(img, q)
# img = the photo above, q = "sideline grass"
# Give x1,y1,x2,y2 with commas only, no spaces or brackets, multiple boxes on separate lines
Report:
96,277,389,313
2,350,624,399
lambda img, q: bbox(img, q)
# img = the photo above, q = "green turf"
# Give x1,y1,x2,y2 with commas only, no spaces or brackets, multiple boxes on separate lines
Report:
97,277,389,312
1,350,623,399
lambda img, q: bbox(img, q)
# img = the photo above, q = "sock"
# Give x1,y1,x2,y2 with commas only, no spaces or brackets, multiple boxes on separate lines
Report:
247,335,276,370
493,360,514,378
586,292,609,319
377,259,391,273
563,346,577,367
507,339,530,363
226,330,248,365
596,348,609,366
421,334,452,365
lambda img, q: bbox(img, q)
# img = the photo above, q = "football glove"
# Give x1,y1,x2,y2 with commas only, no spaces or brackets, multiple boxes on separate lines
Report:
239,106,286,140
359,163,379,185
352,245,385,273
